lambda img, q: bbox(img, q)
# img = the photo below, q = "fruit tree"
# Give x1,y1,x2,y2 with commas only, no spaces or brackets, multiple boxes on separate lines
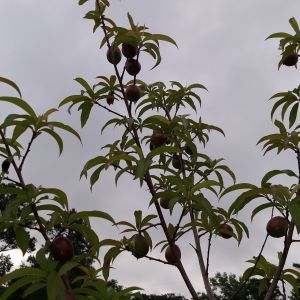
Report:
1,1,300,300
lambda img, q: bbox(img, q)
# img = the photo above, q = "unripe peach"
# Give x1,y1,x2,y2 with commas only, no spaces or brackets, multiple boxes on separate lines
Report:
160,197,171,209
132,235,149,258
266,216,288,238
50,236,74,262
165,244,181,264
125,59,141,76
283,52,298,67
122,43,138,58
151,132,168,147
125,84,142,102
106,46,122,65
218,223,233,239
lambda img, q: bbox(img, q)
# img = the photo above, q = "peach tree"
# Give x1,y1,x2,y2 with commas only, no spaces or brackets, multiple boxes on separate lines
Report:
0,1,300,300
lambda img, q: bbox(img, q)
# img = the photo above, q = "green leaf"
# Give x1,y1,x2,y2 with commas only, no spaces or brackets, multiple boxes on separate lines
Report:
228,188,269,215
115,166,131,186
69,210,115,225
192,195,214,220
265,32,294,40
140,214,157,228
102,247,122,280
81,156,107,178
270,97,288,120
191,180,221,193
15,226,30,255
59,94,91,108
47,272,64,300
116,220,136,230
134,210,142,229
261,169,297,187
47,121,82,144
134,158,151,186
36,204,64,214
41,128,64,155
289,17,300,34
58,261,79,276
281,274,298,291
220,183,257,198
0,185,26,197
22,282,46,298
187,83,208,91
147,34,178,48
99,239,122,247
143,115,170,127
0,76,22,97
12,124,29,142
251,202,275,221
40,188,68,209
289,102,299,128
127,13,136,30
0,97,37,118
69,223,100,250
146,145,180,161
216,165,236,183
142,42,162,69
101,117,123,134
43,108,58,120
274,119,286,134
90,165,106,189
0,268,45,285
289,196,300,233
74,77,94,98
80,102,93,128
0,276,39,300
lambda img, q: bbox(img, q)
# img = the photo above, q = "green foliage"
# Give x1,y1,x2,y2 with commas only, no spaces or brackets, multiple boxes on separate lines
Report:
242,255,300,296
266,17,300,69
2,2,300,300
198,272,282,299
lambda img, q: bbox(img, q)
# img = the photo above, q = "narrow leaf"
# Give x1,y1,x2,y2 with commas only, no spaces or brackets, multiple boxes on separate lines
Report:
0,76,22,97
0,97,37,118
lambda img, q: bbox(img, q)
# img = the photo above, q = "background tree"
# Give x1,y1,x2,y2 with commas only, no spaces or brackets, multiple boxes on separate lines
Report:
288,263,300,300
0,184,36,277
198,272,282,300
0,208,95,299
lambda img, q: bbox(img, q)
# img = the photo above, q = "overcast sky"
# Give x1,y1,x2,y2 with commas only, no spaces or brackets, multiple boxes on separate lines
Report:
1,0,300,298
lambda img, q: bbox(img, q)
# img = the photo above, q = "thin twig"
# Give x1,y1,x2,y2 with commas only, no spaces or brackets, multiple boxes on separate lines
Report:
3,177,23,187
19,132,36,172
172,208,187,241
94,101,127,119
145,255,173,265
140,223,161,232
281,280,287,300
206,232,212,276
